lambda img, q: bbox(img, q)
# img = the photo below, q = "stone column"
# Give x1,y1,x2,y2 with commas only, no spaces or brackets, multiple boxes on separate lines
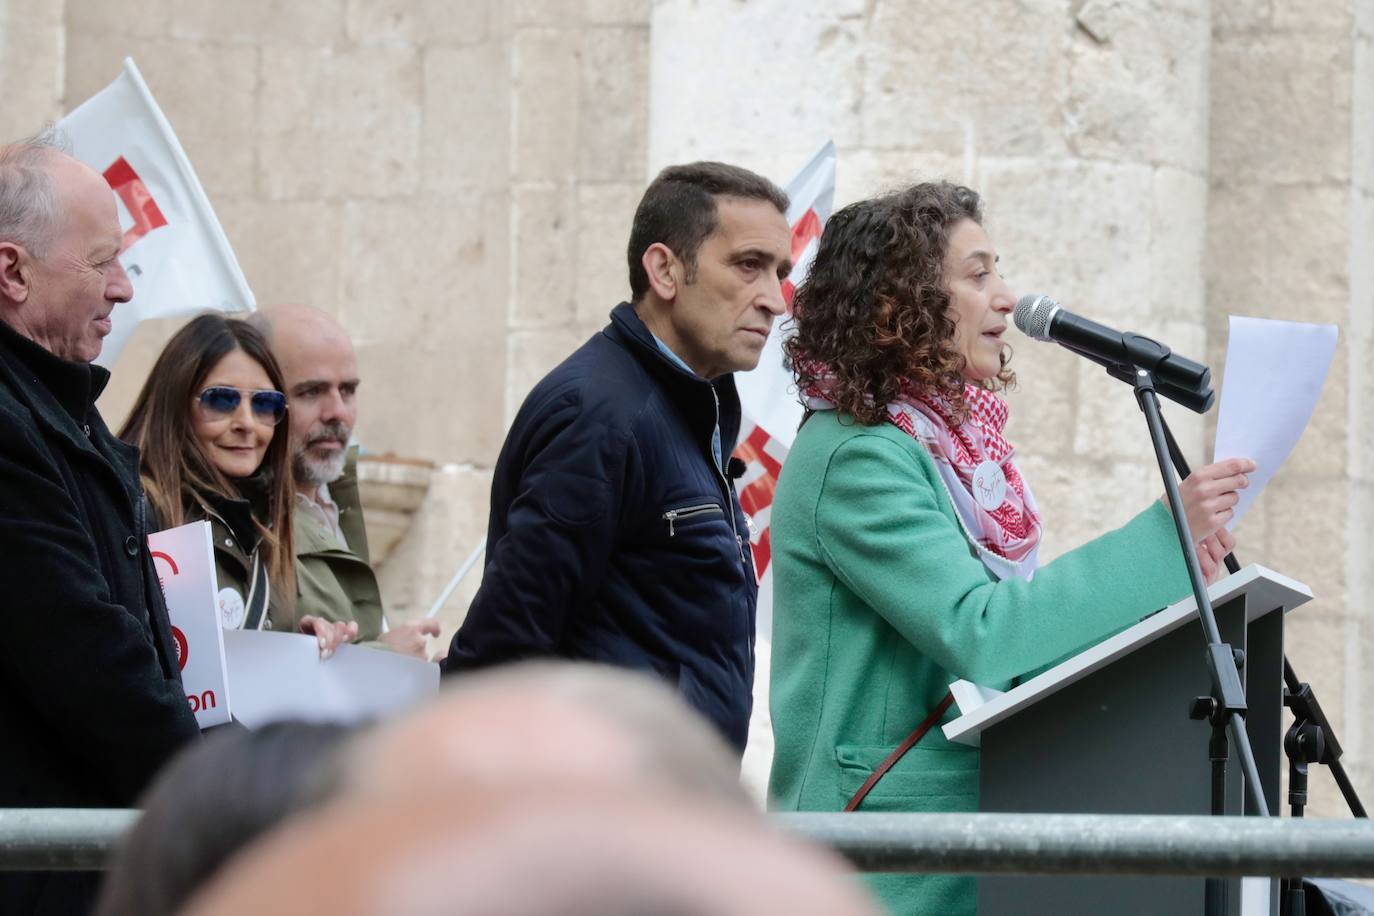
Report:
504,0,651,419
370,0,654,629
1209,0,1374,815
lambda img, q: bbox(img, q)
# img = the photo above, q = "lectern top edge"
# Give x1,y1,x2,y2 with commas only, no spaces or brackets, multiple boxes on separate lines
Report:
942,564,1312,748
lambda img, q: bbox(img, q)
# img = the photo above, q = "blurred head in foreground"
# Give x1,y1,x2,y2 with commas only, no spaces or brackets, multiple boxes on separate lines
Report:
182,791,880,916
344,661,751,806
96,662,752,916
94,721,355,916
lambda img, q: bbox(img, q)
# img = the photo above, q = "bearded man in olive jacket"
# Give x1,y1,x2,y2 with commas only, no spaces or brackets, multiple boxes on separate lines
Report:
249,304,439,658
0,138,200,914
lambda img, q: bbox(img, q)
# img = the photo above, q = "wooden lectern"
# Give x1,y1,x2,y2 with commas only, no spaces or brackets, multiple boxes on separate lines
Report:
942,565,1312,916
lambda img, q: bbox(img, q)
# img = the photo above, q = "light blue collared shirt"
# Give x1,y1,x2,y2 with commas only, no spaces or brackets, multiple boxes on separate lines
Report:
651,333,723,473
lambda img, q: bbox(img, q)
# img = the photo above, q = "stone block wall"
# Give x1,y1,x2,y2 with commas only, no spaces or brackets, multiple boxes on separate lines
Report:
1209,0,1371,815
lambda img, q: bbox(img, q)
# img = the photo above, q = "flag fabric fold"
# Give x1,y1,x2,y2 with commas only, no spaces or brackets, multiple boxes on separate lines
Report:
58,57,255,367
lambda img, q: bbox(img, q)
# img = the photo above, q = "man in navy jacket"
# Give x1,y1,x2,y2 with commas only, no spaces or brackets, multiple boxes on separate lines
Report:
444,163,792,755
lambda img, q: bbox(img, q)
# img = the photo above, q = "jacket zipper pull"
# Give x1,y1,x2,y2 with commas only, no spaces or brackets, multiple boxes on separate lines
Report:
665,510,677,537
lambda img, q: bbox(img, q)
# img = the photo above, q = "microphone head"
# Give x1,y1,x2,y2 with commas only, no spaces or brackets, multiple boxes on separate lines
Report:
1013,293,1059,340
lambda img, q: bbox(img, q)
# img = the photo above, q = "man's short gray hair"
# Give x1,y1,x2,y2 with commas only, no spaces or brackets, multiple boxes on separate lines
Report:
0,127,72,259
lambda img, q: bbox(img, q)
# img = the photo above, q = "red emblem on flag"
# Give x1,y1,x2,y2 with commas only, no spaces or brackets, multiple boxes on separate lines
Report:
103,156,167,251
730,142,836,585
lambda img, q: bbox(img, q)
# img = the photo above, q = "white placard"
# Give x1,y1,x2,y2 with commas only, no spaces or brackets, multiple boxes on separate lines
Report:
221,629,439,728
148,521,231,728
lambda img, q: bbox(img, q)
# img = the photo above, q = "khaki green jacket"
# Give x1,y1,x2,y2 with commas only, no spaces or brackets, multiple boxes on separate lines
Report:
292,455,386,644
767,412,1191,916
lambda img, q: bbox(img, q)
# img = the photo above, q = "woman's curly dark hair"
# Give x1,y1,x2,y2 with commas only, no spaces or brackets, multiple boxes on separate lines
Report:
785,181,1014,426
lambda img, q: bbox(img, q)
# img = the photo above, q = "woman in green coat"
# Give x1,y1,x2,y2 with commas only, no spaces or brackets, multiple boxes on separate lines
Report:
767,183,1254,915
121,315,355,657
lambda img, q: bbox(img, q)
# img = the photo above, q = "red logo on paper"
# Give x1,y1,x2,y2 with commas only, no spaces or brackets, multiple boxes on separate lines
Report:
151,550,180,596
171,625,189,671
103,157,168,251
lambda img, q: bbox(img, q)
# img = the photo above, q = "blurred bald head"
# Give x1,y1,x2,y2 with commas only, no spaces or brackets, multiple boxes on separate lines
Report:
247,304,358,493
345,662,750,807
183,791,881,916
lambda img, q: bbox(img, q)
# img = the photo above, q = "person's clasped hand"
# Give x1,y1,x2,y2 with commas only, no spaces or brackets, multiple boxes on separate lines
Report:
298,616,359,660
377,619,442,659
1165,456,1256,584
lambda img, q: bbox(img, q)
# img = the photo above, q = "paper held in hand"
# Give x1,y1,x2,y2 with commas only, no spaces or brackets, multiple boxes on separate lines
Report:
221,629,439,728
148,521,232,728
1213,316,1339,529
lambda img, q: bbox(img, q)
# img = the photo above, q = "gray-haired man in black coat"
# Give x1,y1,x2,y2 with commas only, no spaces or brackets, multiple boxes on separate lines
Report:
0,135,200,915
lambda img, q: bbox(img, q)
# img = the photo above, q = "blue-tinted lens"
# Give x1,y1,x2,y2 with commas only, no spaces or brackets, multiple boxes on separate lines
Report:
198,387,242,415
197,387,287,425
250,391,288,424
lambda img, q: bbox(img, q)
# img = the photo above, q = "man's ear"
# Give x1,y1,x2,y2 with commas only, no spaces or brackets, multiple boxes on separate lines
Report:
641,243,679,303
0,243,30,305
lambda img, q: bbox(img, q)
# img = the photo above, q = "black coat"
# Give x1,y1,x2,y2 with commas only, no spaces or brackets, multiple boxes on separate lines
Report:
0,322,200,915
444,303,758,753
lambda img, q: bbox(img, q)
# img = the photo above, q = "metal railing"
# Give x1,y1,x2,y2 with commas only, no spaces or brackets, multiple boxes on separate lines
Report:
3,809,1374,877
0,810,136,871
776,813,1374,877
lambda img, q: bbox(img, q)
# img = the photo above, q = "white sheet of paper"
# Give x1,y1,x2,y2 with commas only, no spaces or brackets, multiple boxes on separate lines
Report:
1213,316,1337,529
222,629,439,728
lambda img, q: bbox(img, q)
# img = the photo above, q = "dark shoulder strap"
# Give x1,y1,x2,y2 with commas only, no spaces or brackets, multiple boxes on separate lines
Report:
843,692,955,812
242,550,271,631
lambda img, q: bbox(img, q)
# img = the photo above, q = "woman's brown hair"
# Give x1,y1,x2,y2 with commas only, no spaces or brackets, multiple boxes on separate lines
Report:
785,181,1014,426
120,314,295,599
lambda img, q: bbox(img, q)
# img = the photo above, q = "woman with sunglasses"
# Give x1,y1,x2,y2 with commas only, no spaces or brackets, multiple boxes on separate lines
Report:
120,315,355,657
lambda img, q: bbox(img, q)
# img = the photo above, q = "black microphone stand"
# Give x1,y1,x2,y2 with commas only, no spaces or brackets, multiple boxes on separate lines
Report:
1158,419,1368,916
1129,363,1270,916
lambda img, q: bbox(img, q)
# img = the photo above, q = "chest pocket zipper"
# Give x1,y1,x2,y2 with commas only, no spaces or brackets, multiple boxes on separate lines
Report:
663,503,723,537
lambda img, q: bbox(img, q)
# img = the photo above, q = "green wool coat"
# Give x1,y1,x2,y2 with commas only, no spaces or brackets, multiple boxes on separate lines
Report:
767,412,1191,915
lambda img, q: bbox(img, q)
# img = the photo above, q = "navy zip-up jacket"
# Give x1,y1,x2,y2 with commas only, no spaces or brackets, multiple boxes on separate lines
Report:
444,303,758,754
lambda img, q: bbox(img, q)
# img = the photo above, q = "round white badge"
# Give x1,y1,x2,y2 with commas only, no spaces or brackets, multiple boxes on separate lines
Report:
971,460,1008,511
217,587,246,629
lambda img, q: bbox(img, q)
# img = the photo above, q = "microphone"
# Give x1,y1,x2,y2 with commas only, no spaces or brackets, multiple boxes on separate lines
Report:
1013,293,1215,413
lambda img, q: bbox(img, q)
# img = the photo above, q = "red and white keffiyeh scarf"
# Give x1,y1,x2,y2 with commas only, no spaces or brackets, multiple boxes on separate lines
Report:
803,368,1043,581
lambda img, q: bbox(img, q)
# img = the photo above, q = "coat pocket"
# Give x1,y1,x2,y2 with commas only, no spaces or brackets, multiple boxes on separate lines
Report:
834,743,979,813
661,501,723,537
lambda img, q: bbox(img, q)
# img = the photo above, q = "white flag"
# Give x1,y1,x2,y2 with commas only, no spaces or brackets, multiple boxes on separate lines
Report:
733,141,837,601
58,58,255,367
734,141,837,451
736,142,837,800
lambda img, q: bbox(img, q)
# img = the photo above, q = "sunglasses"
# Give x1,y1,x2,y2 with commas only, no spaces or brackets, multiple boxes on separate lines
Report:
195,386,289,426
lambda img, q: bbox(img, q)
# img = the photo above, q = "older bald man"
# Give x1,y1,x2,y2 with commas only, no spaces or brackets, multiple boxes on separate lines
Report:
248,305,438,658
